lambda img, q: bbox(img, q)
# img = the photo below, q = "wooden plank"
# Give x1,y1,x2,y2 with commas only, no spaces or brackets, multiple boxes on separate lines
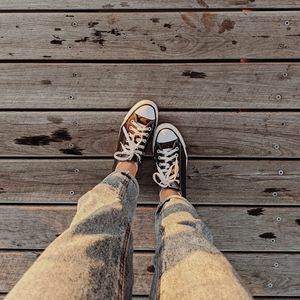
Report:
1,159,300,205
1,112,300,157
0,0,300,10
0,12,299,60
0,205,299,251
1,63,300,109
1,251,300,296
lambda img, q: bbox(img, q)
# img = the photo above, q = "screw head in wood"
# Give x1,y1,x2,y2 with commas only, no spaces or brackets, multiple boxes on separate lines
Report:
69,190,75,195
268,282,273,288
274,262,279,268
276,216,282,221
272,192,278,197
273,144,280,150
278,170,284,176
275,94,282,100
285,20,290,26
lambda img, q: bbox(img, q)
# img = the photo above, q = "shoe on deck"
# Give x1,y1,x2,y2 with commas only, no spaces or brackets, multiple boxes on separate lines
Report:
152,123,188,197
114,100,158,166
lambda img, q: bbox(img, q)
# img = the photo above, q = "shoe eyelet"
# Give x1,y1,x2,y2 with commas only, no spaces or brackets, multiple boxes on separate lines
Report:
175,147,179,151
157,150,160,153
148,127,151,131
129,126,133,130
130,120,134,124
145,133,149,137
175,154,179,157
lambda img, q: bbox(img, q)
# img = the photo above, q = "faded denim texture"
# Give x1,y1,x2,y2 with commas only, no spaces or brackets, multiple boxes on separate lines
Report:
6,172,253,300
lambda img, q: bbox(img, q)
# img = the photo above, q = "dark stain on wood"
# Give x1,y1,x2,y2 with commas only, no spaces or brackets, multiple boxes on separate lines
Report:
219,19,236,34
55,28,62,31
295,219,300,225
47,116,63,124
15,129,71,146
8,53,14,56
259,232,276,239
147,265,155,273
75,37,89,43
150,18,160,23
197,0,209,7
201,13,216,32
164,23,172,29
0,188,6,194
50,36,65,45
160,45,167,51
121,2,130,7
16,25,20,28
252,35,270,38
264,188,290,193
247,208,264,216
181,14,197,28
232,40,237,45
102,4,114,8
60,145,83,155
43,55,52,58
182,70,207,79
65,15,74,18
88,21,99,28
41,79,52,85
92,30,105,45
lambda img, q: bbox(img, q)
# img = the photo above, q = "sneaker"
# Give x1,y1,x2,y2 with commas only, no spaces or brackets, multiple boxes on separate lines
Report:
152,123,188,197
114,100,158,166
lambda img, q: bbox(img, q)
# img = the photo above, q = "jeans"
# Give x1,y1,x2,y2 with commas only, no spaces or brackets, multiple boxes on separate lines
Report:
5,171,253,300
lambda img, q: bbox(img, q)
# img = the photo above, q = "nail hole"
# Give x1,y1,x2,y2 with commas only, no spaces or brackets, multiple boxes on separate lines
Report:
273,144,280,150
268,282,273,288
276,216,282,222
69,95,74,100
71,22,78,27
69,191,75,195
273,192,278,197
74,169,79,173
271,238,276,243
278,170,284,176
285,21,290,26
69,143,74,148
73,121,79,126
72,73,78,77
275,94,282,100
283,73,288,77
274,262,279,268
67,45,72,49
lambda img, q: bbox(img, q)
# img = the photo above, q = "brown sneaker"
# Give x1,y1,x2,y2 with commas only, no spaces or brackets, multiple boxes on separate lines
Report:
114,100,158,166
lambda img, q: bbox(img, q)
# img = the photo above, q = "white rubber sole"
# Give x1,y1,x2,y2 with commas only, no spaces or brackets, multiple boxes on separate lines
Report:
121,99,159,128
153,123,188,166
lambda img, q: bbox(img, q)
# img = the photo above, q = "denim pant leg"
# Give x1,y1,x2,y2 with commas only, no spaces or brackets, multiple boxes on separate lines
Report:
150,196,253,300
5,171,139,300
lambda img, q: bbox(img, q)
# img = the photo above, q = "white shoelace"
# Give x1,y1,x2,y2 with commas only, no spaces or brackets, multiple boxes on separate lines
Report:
114,120,151,163
153,147,179,188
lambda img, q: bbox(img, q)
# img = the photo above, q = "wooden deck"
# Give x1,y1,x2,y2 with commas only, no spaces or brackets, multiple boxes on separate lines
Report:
0,0,300,298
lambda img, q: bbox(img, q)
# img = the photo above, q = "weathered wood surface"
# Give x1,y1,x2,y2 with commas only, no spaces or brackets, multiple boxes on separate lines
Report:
0,63,299,109
0,0,300,10
1,159,299,205
0,12,299,60
1,205,299,251
1,251,300,296
1,112,300,157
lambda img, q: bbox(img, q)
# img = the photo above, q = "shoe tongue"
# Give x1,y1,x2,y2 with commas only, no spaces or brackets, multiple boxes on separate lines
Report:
136,114,150,126
158,140,177,151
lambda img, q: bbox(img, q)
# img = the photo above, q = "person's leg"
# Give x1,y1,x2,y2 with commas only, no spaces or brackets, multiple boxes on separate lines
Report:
5,100,158,300
150,124,253,300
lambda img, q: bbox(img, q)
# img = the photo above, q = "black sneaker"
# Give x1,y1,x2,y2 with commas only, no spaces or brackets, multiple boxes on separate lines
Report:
152,123,188,197
114,100,158,166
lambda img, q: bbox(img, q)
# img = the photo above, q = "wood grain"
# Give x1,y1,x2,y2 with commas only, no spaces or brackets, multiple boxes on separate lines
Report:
0,159,299,205
1,251,300,296
0,0,299,10
0,205,299,251
1,112,300,157
0,12,299,59
0,63,299,109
